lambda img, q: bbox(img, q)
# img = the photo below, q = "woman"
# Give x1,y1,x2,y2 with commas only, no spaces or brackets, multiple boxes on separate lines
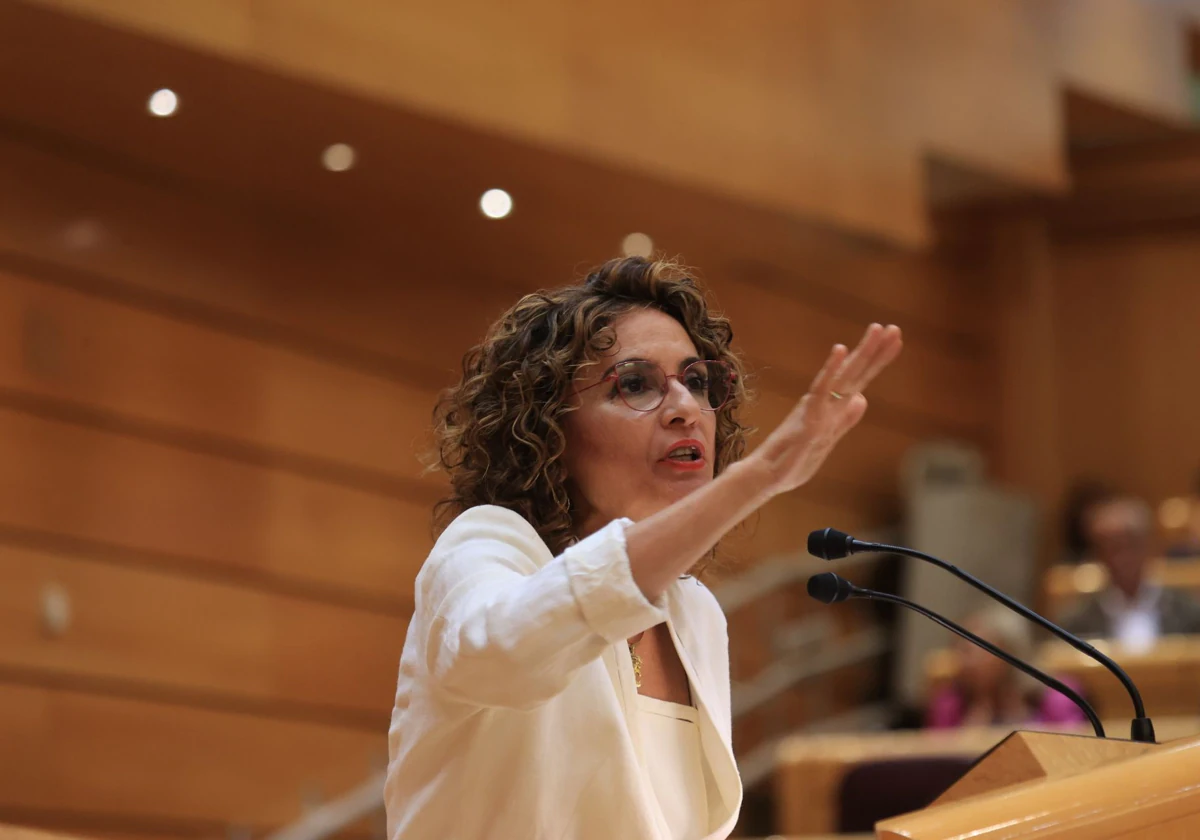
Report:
385,256,902,839
924,605,1086,730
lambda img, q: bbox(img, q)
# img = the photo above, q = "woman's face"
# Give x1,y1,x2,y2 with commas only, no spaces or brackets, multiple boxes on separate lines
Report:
563,307,719,535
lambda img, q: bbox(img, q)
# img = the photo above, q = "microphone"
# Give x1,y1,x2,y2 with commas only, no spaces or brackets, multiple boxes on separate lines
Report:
808,528,1155,743
807,572,1105,738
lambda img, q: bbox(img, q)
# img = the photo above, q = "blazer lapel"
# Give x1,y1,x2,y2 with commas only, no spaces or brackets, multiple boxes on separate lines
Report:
664,586,742,834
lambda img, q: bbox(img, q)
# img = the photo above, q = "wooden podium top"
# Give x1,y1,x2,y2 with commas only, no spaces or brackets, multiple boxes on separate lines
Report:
877,731,1200,839
774,718,1200,835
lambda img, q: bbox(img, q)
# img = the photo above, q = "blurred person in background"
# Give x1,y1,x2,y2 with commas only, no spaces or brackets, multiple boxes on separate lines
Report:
925,605,1086,730
384,256,903,840
1062,495,1200,651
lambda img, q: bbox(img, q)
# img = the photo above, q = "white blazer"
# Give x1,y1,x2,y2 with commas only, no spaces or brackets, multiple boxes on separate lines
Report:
384,505,743,839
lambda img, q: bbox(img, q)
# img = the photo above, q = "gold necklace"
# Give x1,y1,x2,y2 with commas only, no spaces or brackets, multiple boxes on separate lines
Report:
628,632,645,689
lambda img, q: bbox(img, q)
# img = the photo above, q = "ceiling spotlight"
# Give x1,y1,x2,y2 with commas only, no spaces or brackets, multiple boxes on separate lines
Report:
62,219,104,251
147,89,178,117
322,143,356,172
480,188,513,219
621,232,654,258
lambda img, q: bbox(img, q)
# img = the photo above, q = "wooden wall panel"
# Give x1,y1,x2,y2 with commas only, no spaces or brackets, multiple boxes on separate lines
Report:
899,0,1064,191
719,278,988,434
1051,0,1195,123
987,217,1200,575
0,260,907,578
0,407,429,606
722,492,881,573
745,389,919,500
0,683,384,829
1052,231,1200,501
0,137,986,518
0,545,404,721
0,139,514,385
18,0,929,243
0,269,438,486
0,136,986,443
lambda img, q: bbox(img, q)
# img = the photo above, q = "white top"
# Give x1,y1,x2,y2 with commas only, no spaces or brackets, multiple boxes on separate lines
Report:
638,695,710,840
1099,584,1162,653
384,505,742,840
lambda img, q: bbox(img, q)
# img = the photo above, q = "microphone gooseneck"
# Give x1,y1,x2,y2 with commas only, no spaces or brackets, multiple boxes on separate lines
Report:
808,529,1155,743
806,572,1106,739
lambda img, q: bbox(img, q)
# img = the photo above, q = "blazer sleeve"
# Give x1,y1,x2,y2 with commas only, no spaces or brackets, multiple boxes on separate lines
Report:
415,505,666,710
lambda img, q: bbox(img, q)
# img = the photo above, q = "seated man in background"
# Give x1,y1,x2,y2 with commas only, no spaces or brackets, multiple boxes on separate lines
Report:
1063,495,1200,651
925,605,1085,729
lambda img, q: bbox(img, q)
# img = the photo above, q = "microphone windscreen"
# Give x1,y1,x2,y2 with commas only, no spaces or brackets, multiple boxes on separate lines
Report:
807,527,854,560
807,572,853,604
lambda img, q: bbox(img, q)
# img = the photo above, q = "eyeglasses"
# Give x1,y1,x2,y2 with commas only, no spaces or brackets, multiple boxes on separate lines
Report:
578,359,737,412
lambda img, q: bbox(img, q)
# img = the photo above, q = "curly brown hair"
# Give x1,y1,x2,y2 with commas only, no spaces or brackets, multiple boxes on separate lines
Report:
431,256,752,557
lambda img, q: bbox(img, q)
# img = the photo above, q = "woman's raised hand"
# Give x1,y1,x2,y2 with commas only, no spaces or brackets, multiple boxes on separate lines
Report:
749,323,903,498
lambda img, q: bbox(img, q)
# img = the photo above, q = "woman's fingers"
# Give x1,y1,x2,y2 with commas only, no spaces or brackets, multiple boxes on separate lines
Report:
834,323,902,396
808,342,849,398
854,326,903,390
805,323,902,423
830,323,885,391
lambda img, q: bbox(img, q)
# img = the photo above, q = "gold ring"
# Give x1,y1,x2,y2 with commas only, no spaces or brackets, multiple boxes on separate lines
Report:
830,390,844,400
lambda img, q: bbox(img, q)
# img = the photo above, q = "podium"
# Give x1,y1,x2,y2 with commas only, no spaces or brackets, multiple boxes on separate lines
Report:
875,730,1200,838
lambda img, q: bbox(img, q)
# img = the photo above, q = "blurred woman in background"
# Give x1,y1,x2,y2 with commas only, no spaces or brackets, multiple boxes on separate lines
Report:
925,605,1086,730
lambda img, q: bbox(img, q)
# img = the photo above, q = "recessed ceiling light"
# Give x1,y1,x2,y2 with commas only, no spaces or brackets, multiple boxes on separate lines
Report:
321,143,356,172
480,188,513,219
62,219,104,251
621,232,653,258
147,88,178,117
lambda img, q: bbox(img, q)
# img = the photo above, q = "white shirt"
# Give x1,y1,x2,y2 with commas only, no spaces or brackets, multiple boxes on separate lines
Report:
384,505,742,840
1099,585,1163,653
638,696,710,839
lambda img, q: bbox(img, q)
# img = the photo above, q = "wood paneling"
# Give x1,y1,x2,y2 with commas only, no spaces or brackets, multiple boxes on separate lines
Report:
721,279,988,434
1051,0,1195,123
0,138,513,386
0,135,985,442
0,136,982,519
901,0,1065,192
1052,232,1200,501
16,0,928,243
0,545,405,722
986,215,1200,569
986,216,1066,577
20,0,1200,251
0,268,439,488
744,388,920,503
0,683,384,829
0,406,429,607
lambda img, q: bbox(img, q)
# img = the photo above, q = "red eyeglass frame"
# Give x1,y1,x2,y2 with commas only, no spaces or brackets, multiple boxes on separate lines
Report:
576,359,737,412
